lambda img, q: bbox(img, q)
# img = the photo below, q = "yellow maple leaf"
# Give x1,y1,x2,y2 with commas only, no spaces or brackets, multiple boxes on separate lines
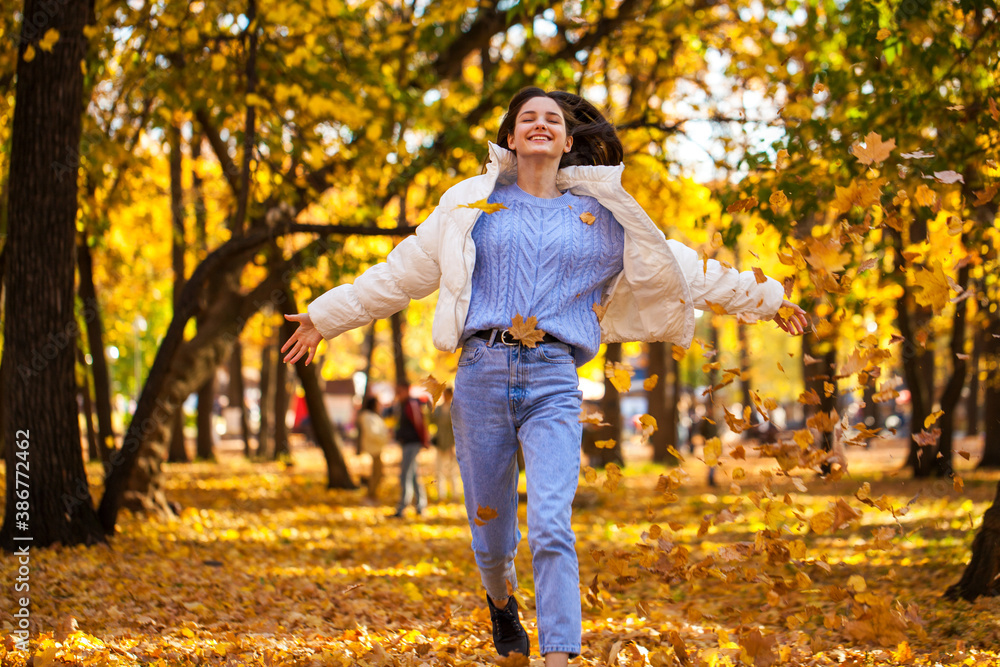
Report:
851,131,896,165
474,505,498,526
508,313,546,347
911,263,951,313
604,362,632,393
421,375,446,406
456,199,508,214
579,211,596,225
39,28,60,52
804,236,850,273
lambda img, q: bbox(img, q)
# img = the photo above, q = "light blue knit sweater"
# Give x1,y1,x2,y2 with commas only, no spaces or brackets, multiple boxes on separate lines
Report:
460,182,625,366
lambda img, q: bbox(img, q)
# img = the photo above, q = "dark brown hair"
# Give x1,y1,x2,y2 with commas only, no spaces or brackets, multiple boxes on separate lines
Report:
494,87,624,168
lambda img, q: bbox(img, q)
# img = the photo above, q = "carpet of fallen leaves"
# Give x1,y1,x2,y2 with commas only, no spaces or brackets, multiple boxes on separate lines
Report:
3,436,1000,667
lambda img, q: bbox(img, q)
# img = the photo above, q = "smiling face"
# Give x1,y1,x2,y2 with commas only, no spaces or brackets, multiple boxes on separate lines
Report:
506,95,573,160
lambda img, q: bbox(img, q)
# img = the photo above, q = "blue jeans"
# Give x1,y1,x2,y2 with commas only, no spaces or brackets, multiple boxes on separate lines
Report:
452,335,583,657
395,442,427,514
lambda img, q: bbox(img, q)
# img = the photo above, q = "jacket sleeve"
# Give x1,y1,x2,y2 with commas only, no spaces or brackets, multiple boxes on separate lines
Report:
665,239,785,322
307,206,445,341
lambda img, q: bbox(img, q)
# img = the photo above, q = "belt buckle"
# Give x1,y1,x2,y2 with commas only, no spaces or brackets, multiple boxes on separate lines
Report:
499,329,518,346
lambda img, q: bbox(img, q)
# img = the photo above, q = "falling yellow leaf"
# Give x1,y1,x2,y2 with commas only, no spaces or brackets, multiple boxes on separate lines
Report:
727,196,758,213
704,300,728,315
924,410,945,429
643,375,659,391
810,510,834,534
23,44,36,62
39,28,60,52
876,27,891,41
595,439,617,449
989,97,1000,122
769,190,788,208
954,475,964,492
474,505,498,526
592,302,608,322
851,131,896,165
912,263,951,314
847,575,867,593
752,267,767,284
604,362,633,393
421,375,446,406
671,345,687,361
508,313,546,348
914,183,937,207
638,414,657,437
579,211,596,225
973,184,999,206
455,199,508,214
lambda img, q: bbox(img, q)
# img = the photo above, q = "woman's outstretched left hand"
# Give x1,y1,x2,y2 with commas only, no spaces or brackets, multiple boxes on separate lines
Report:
281,313,323,365
771,299,809,336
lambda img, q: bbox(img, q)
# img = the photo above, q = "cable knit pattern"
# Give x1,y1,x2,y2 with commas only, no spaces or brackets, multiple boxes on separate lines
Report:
461,183,625,366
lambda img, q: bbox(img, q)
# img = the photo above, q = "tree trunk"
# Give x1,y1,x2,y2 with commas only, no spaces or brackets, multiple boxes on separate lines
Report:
228,340,251,457
980,310,1000,469
588,343,625,468
802,332,838,453
78,344,100,462
286,291,356,488
76,236,115,466
273,320,292,460
390,310,407,387
1,0,107,550
192,134,215,462
196,375,216,460
891,224,936,476
967,326,982,438
167,123,189,464
648,342,679,464
945,480,1000,601
257,337,274,458
934,246,971,477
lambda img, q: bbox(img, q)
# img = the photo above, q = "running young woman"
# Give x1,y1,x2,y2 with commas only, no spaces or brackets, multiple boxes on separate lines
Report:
282,87,808,665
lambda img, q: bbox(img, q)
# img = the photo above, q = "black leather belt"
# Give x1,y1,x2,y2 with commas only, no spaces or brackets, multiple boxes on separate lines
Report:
472,329,563,346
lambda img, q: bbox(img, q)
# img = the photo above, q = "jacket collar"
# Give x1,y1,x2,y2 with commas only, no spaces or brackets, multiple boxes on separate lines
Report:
485,141,626,190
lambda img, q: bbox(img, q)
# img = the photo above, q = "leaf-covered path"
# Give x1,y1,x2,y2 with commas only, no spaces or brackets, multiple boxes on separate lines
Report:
3,439,1000,666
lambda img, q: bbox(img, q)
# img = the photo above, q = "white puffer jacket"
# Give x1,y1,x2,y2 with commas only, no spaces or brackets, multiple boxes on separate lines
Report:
308,142,785,352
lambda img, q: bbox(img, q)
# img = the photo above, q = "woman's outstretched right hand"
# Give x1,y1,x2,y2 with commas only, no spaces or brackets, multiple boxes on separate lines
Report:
281,313,323,365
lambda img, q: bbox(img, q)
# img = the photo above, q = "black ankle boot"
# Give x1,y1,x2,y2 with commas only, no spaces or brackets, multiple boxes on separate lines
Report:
486,594,530,657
